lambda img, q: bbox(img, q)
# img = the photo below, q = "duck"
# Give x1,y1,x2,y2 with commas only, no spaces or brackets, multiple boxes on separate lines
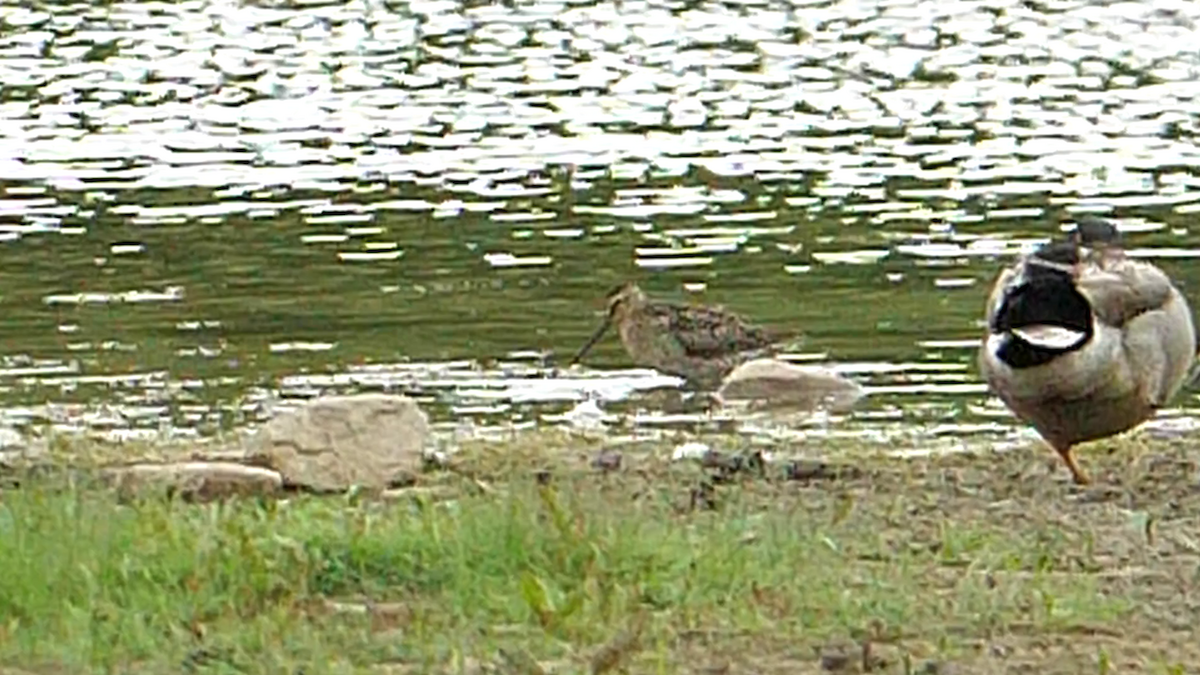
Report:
978,217,1197,484
569,281,800,391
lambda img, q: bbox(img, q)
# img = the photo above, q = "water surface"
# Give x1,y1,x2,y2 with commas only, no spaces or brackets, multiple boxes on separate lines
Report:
2,0,1200,453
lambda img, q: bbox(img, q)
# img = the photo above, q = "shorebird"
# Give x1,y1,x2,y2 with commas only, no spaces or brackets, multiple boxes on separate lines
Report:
569,281,800,391
979,217,1197,484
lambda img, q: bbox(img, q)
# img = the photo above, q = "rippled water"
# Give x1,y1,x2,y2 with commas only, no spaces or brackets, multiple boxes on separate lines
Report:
2,0,1200,453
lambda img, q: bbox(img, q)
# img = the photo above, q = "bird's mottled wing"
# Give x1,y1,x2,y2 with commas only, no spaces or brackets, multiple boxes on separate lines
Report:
649,302,775,358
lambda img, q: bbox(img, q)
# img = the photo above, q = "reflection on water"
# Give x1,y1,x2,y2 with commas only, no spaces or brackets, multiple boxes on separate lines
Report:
1,0,1200,453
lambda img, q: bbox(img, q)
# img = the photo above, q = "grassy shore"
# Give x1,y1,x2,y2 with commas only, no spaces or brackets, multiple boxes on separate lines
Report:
1,430,1198,674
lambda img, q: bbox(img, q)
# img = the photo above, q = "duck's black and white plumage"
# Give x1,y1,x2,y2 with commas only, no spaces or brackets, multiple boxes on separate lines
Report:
979,218,1197,484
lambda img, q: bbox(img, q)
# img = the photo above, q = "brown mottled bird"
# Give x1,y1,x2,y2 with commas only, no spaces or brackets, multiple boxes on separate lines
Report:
569,281,800,390
979,217,1197,484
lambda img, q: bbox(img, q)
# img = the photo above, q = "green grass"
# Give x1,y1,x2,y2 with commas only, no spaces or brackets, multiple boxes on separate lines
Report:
0,431,1195,674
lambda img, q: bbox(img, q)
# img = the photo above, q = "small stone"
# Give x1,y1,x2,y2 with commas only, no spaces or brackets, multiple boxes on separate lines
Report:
0,427,26,450
818,639,863,673
252,394,430,492
916,660,959,675
592,450,622,471
863,642,899,671
819,650,853,672
704,450,767,483
0,428,48,470
699,450,733,469
105,462,283,502
672,441,711,462
785,460,862,482
707,450,764,471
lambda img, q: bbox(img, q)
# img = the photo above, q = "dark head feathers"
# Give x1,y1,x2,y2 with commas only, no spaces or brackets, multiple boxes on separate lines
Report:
1070,216,1121,246
1028,217,1121,270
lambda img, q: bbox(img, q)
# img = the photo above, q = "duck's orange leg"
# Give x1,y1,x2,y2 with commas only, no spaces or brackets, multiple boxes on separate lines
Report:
1052,443,1090,485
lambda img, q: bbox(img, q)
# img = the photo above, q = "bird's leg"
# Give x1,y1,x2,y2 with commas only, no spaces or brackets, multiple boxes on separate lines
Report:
1052,443,1090,484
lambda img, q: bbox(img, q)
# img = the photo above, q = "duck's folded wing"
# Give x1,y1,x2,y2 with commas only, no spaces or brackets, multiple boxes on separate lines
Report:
1075,260,1176,328
653,304,774,357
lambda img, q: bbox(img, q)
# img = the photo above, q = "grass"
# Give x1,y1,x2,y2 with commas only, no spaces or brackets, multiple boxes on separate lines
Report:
1,430,1199,674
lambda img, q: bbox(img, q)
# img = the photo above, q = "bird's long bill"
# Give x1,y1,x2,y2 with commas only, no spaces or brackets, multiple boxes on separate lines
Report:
570,316,614,365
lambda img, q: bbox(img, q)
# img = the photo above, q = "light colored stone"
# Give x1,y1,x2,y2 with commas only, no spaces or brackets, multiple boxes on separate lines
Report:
717,358,866,413
0,428,45,461
0,429,50,479
105,462,283,501
671,441,711,462
0,427,24,449
253,393,430,492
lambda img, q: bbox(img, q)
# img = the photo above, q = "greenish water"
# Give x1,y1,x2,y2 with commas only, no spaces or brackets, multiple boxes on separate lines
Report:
1,0,1200,450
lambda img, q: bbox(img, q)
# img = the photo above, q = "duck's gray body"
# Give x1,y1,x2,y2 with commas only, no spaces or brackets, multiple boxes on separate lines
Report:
978,219,1197,483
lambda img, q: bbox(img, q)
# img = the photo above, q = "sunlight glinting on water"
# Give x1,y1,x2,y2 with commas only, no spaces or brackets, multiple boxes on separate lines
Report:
0,0,1198,454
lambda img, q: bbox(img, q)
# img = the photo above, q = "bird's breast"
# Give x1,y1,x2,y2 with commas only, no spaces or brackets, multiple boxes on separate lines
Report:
982,322,1131,403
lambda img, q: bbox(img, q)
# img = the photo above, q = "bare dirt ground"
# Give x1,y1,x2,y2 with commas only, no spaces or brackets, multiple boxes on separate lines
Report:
677,435,1200,674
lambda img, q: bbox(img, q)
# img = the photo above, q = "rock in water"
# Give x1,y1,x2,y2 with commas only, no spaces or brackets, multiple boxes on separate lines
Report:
254,394,431,491
717,358,865,413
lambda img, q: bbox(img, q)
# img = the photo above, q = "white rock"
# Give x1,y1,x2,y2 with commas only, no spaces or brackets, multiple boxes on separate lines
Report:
717,358,865,413
0,427,24,449
253,393,430,491
0,428,48,468
672,441,711,461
